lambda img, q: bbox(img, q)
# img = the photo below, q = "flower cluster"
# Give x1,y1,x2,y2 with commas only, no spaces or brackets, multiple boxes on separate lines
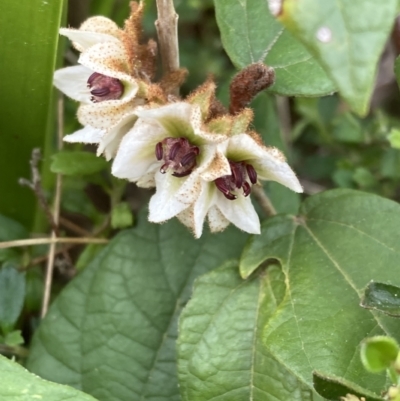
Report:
55,3,303,237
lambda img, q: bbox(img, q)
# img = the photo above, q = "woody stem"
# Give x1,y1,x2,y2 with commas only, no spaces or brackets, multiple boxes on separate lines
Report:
155,0,180,96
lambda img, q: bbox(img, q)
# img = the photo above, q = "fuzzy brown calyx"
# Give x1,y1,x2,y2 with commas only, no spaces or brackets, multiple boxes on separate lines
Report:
121,1,158,80
159,68,188,98
229,63,275,114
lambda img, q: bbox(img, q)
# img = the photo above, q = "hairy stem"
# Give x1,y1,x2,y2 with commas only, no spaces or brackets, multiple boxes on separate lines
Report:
252,185,277,216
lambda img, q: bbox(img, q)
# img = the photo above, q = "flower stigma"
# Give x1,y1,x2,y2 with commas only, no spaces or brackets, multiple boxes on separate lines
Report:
155,137,200,177
87,72,124,103
214,160,257,200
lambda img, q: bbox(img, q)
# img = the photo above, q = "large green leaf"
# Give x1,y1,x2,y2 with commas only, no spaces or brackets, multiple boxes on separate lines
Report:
27,216,248,401
178,261,322,401
239,189,400,396
0,355,98,401
278,0,397,115
213,0,335,96
0,214,28,263
0,263,25,333
0,0,64,227
51,151,109,176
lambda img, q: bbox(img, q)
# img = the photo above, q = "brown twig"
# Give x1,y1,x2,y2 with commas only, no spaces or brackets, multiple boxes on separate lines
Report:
41,95,64,318
59,216,92,237
19,149,59,235
155,0,180,96
252,185,277,216
0,237,108,249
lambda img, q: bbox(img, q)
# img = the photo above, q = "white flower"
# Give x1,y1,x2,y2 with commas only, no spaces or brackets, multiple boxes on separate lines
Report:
177,133,303,238
112,102,228,221
53,17,146,160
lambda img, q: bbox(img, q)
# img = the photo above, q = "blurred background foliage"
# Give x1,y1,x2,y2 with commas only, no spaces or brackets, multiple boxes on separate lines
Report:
2,0,400,361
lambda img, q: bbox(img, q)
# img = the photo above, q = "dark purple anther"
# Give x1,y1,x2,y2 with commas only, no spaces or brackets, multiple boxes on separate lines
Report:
87,72,123,103
155,137,200,177
246,164,258,184
214,160,258,200
155,142,163,160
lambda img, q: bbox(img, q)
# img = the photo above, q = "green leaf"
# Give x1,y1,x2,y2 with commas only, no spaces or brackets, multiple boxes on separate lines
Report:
4,330,24,347
111,202,134,229
240,189,400,395
213,0,335,96
0,0,65,227
352,167,377,190
178,261,321,401
388,128,400,149
360,336,399,373
51,151,108,176
75,244,105,272
0,354,98,401
361,282,400,317
27,216,248,401
0,263,25,333
279,0,397,115
313,371,384,401
0,215,28,263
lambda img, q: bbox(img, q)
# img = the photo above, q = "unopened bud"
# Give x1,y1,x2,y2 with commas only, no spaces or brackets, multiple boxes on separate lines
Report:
229,63,275,114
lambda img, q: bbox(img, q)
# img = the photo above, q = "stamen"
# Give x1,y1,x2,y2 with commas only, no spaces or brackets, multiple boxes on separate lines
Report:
180,151,197,167
87,72,123,103
246,163,257,184
243,182,251,197
214,160,258,200
155,142,163,160
154,137,200,177
169,142,181,160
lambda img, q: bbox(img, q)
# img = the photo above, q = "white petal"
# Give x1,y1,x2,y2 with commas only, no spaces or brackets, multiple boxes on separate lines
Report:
111,119,164,181
136,102,193,124
191,182,216,238
63,125,104,144
207,205,230,233
175,144,217,204
78,42,137,86
137,103,227,145
200,148,231,182
227,134,303,193
215,193,260,234
253,149,303,193
137,172,156,188
97,114,137,161
53,65,93,103
148,172,189,222
79,16,120,37
60,25,120,52
77,97,143,130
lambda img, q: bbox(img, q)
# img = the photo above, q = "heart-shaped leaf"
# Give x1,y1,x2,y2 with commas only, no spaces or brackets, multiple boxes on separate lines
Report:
240,189,400,395
277,0,397,115
27,216,248,401
213,0,335,96
178,261,320,401
0,354,98,401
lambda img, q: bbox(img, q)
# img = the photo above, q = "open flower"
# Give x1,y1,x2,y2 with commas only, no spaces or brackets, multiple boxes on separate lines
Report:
177,132,303,238
53,6,159,160
112,102,228,221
